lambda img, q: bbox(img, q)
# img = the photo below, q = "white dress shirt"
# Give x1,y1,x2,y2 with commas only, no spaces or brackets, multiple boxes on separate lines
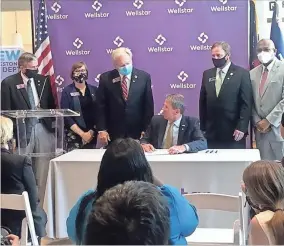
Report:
119,73,131,92
21,72,40,107
262,58,276,74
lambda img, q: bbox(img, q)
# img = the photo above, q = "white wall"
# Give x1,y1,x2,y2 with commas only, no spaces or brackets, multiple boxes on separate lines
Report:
255,0,284,39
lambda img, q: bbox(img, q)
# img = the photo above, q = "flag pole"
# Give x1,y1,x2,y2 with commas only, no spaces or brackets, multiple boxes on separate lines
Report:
30,0,35,53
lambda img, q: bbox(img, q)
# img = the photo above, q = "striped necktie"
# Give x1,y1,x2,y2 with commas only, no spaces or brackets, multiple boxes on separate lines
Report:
121,76,128,100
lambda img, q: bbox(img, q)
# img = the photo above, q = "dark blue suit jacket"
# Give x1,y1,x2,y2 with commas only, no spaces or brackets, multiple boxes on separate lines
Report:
60,83,97,130
141,115,207,152
96,68,154,140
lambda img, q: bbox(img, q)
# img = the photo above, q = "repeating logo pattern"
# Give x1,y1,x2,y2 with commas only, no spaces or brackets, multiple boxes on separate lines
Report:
175,0,186,7
133,0,144,9
177,71,188,82
198,32,209,44
113,36,124,47
43,0,247,115
155,34,167,46
73,38,83,49
92,0,102,11
51,2,61,13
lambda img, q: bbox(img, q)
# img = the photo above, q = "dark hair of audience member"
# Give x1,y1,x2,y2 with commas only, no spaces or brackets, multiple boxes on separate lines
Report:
85,181,170,245
243,160,284,245
75,138,154,243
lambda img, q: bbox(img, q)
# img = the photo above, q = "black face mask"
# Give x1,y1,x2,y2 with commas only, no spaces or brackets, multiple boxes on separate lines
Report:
212,56,227,68
73,73,88,83
25,69,38,78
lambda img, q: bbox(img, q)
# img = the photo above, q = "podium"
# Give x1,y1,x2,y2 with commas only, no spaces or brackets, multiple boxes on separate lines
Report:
1,109,79,157
1,109,80,206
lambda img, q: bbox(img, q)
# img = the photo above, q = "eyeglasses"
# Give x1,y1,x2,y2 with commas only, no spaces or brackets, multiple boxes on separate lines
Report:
74,69,87,73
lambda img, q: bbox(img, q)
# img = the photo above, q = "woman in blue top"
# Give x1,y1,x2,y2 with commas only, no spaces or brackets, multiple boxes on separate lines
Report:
66,138,199,245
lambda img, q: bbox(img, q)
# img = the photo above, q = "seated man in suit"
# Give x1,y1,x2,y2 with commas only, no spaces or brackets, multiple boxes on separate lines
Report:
141,94,207,154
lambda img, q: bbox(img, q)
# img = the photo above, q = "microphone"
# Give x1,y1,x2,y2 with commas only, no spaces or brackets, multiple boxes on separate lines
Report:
37,76,48,109
158,109,163,115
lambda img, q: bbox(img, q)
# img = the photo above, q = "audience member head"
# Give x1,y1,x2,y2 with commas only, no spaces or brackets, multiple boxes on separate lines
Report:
256,39,276,66
0,116,13,149
70,61,88,84
162,94,185,122
243,160,284,244
85,181,170,245
211,41,231,68
111,47,133,76
18,52,38,79
96,138,154,198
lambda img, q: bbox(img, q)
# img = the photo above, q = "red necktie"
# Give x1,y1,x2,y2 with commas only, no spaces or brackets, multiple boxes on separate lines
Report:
121,76,128,100
259,67,268,96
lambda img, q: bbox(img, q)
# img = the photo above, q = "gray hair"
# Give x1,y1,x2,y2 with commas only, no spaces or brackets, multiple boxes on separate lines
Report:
111,47,133,61
0,116,13,146
18,52,37,68
165,94,185,114
211,41,231,56
257,39,276,50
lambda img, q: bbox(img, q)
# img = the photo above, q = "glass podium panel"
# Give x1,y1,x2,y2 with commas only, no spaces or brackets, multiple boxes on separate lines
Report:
1,109,80,157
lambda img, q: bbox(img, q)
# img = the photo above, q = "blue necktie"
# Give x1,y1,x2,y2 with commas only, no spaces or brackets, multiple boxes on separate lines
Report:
27,79,36,109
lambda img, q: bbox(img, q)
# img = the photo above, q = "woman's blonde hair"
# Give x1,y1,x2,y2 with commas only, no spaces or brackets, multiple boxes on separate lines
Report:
0,116,13,145
243,160,284,244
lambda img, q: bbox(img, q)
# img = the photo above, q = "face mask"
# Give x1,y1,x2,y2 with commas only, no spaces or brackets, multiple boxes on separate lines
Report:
118,64,133,76
73,73,88,83
25,69,38,78
212,56,227,68
257,51,274,65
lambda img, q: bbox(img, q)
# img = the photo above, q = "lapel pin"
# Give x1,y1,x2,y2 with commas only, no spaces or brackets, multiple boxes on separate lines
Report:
227,77,230,80
134,75,137,79
230,73,233,76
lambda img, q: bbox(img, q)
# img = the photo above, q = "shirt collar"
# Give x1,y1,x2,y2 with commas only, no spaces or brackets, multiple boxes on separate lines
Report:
263,58,276,72
170,115,182,128
120,73,131,81
217,61,231,75
21,72,33,85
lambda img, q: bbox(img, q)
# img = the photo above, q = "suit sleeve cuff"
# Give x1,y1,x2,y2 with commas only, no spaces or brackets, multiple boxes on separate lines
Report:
184,144,190,152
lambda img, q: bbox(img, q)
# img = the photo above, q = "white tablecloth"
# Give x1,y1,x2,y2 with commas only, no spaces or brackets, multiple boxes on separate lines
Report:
44,149,260,239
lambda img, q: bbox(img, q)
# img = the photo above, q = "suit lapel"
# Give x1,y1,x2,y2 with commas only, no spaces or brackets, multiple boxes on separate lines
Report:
177,116,187,145
158,118,168,148
261,60,280,98
253,66,262,100
111,70,125,103
127,68,138,101
14,73,31,108
208,68,217,99
218,63,236,97
34,77,44,102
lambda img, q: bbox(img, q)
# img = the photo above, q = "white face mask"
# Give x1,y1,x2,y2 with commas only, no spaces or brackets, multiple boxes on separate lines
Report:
257,51,275,64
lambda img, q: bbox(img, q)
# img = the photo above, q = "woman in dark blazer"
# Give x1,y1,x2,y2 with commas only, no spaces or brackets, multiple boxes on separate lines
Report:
0,116,47,240
61,61,97,151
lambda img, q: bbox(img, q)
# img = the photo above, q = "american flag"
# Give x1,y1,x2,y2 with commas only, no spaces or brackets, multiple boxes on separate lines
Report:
35,0,57,104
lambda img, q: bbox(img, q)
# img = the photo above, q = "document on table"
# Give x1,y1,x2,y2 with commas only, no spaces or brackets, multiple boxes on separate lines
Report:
145,149,169,156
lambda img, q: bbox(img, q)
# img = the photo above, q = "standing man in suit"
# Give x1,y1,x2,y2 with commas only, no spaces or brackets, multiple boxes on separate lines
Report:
199,41,252,149
96,47,154,145
141,94,207,154
1,52,56,205
250,39,284,160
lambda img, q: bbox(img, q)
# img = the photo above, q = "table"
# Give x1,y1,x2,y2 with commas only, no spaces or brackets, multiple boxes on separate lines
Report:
44,149,260,239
